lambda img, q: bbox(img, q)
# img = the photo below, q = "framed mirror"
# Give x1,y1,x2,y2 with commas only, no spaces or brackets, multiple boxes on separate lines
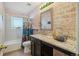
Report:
40,9,52,30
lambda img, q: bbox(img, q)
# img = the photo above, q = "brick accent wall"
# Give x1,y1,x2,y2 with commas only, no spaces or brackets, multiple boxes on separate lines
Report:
33,3,76,41
52,2,76,40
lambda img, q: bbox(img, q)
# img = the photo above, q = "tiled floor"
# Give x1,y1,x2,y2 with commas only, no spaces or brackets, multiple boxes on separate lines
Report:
4,49,31,56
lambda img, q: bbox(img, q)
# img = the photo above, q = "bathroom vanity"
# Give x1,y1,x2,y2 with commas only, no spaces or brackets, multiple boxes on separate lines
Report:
30,34,76,56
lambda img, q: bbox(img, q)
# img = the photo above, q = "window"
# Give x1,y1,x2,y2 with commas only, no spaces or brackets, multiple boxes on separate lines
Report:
11,16,23,28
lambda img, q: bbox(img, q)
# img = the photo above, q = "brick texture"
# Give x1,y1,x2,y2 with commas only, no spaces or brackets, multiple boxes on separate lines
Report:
52,2,76,40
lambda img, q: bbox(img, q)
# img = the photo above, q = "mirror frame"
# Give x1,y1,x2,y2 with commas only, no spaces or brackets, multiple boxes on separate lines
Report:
40,8,53,30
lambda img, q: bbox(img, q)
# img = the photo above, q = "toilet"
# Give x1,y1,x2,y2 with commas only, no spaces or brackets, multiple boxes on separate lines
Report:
23,41,31,53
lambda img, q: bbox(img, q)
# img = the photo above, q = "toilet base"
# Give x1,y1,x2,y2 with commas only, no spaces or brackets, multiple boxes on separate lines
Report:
24,47,31,53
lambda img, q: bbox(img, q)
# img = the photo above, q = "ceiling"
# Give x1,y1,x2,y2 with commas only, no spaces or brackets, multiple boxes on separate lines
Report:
4,2,42,16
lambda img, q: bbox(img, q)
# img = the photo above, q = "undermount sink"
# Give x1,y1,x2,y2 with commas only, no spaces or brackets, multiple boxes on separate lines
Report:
53,33,68,42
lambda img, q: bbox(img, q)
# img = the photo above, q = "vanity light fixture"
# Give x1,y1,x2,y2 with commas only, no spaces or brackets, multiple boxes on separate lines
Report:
40,2,53,10
26,2,31,6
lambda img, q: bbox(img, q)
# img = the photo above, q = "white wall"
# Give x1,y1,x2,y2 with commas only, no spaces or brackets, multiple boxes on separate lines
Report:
76,3,79,55
28,6,40,18
0,2,5,44
5,14,17,41
0,3,4,14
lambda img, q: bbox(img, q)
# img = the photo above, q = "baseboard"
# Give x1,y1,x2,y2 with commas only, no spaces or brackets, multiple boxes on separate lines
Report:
4,48,22,55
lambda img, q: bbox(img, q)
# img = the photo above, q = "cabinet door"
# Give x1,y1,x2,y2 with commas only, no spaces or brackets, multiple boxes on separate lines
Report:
34,44,41,56
53,48,68,56
34,39,41,56
41,43,53,56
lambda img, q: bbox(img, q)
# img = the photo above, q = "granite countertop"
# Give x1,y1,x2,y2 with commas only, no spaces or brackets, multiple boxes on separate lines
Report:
30,34,76,54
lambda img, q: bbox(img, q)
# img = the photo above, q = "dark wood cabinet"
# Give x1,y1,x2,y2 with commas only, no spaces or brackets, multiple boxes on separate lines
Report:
53,48,68,56
31,37,41,56
31,37,53,56
31,37,76,56
41,43,53,56
34,39,41,56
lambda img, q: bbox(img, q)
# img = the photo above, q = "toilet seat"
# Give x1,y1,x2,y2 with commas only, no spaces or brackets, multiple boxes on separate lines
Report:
23,41,31,47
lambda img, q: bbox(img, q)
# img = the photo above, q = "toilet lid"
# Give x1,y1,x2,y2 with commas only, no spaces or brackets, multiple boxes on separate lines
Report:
23,41,31,46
